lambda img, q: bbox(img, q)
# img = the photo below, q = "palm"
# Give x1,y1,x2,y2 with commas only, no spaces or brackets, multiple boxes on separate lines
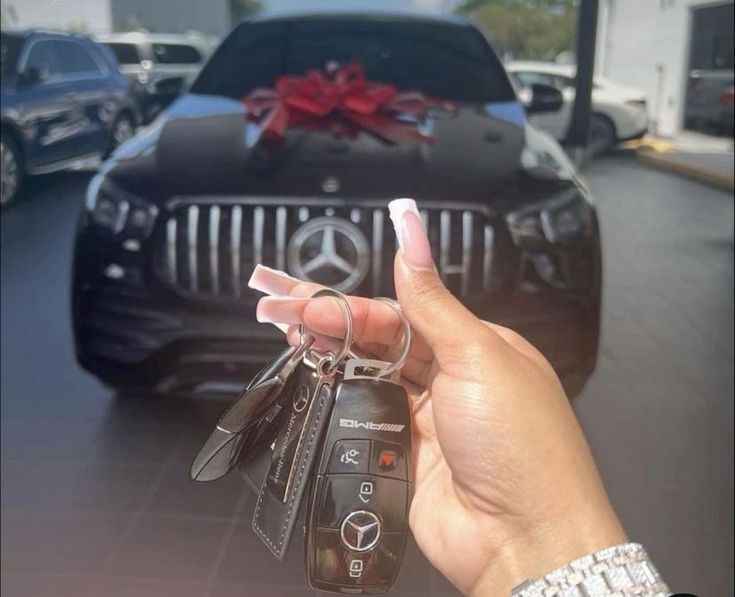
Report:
399,366,506,593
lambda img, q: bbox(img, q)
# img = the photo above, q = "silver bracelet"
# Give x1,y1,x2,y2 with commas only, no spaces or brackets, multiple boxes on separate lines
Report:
511,543,670,596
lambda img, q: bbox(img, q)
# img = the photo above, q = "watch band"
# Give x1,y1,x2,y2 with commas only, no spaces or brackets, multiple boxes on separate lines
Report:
511,543,670,597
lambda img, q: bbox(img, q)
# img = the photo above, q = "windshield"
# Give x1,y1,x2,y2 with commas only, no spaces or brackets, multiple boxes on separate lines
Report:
192,19,516,103
1,33,24,75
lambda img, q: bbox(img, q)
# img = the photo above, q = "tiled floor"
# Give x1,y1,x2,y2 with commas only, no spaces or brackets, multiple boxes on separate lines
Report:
1,157,733,596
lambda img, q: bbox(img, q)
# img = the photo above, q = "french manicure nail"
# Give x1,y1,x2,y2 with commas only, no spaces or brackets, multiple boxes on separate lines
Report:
388,198,434,269
255,296,309,324
248,265,300,296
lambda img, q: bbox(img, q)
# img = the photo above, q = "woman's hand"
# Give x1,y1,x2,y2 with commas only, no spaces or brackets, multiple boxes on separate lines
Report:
250,199,626,595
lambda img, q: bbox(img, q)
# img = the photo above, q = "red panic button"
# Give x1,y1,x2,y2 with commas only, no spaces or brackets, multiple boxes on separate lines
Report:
370,441,405,478
378,450,398,471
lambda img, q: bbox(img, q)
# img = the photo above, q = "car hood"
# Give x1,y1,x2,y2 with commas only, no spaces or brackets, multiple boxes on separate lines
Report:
106,93,578,208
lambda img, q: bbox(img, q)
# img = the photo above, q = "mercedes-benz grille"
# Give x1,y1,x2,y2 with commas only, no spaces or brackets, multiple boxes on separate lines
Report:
156,198,506,300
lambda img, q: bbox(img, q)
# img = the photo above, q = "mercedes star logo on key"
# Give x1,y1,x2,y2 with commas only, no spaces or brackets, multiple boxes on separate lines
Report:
287,217,370,292
340,510,382,552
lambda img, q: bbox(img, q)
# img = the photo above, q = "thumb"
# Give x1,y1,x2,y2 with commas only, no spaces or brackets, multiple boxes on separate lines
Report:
389,199,494,366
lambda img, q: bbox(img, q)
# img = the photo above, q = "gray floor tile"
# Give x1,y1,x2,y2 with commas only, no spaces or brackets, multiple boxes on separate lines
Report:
144,463,245,519
107,515,229,581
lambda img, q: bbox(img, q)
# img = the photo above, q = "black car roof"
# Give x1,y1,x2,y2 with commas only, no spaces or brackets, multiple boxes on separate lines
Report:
247,9,472,28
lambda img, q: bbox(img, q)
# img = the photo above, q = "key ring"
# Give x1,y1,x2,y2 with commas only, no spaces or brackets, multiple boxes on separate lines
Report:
298,288,353,375
372,297,412,379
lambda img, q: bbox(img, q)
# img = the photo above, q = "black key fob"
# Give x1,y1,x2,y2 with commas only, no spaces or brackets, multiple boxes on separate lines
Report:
306,359,413,594
190,341,311,482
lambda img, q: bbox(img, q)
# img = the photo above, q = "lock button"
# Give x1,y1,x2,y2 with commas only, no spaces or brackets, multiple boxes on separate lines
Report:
318,475,408,533
328,440,370,474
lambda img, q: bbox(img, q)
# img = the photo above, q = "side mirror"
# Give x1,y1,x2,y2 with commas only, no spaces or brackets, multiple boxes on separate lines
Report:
525,83,564,114
19,65,48,86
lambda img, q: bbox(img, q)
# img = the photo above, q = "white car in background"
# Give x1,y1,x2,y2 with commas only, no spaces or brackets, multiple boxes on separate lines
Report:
507,61,649,154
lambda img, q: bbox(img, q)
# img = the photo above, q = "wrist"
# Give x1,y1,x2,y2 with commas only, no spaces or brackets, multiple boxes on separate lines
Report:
468,505,627,596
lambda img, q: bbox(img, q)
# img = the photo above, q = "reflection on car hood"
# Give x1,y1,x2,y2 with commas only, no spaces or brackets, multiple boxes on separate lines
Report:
108,93,578,208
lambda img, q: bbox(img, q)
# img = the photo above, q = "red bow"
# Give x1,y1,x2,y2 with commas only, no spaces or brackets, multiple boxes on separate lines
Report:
242,62,455,145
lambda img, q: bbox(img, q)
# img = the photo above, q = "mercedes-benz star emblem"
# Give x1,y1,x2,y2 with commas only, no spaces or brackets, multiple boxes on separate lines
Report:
292,385,309,413
287,217,369,292
340,510,381,552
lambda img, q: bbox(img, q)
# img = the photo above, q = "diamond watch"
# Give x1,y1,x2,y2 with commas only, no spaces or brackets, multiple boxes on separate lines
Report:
511,543,670,596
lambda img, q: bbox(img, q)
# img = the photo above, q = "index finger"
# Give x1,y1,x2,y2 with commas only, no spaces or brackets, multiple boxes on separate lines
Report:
249,265,433,361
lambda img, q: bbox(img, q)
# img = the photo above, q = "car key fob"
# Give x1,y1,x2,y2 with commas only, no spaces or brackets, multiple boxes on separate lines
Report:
190,340,312,482
305,359,413,594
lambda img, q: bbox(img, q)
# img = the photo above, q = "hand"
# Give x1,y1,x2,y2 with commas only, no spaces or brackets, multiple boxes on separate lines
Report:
250,199,626,595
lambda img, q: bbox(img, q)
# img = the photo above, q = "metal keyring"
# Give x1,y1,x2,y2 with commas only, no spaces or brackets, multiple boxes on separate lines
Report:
372,297,412,379
298,288,353,375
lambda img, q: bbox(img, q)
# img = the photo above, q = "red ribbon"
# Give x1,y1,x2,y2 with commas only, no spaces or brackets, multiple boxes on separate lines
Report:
242,62,455,145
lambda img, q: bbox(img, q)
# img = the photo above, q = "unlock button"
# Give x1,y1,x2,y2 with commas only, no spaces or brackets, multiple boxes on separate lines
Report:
328,440,370,474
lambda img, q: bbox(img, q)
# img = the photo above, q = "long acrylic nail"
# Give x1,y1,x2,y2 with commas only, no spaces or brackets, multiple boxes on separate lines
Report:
388,198,434,269
248,265,300,296
255,296,309,324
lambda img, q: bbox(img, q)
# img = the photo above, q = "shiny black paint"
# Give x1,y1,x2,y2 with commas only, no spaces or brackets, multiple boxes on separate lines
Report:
71,13,601,398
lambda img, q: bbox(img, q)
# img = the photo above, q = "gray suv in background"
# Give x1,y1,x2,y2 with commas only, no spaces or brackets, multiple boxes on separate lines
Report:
97,32,213,123
1,30,138,205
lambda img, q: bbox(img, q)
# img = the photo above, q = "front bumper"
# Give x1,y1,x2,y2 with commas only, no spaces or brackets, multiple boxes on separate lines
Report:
73,278,599,396
73,195,602,397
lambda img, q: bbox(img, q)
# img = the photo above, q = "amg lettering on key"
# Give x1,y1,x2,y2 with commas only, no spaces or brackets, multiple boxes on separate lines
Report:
339,419,405,433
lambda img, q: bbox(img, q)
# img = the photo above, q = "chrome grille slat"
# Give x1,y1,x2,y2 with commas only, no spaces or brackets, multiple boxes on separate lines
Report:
371,209,384,296
209,205,220,295
187,206,199,292
275,206,287,271
253,206,264,266
483,225,494,290
461,211,473,296
439,210,451,282
162,201,499,300
231,205,242,297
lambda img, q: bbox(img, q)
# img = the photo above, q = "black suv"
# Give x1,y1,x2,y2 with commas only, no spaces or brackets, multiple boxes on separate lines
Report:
72,12,601,398
1,30,138,205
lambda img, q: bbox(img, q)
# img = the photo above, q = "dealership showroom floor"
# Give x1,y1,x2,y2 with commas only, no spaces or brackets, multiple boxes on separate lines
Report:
1,155,733,597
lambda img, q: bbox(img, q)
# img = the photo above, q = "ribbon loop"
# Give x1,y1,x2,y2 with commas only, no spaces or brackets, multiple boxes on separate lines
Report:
242,62,456,145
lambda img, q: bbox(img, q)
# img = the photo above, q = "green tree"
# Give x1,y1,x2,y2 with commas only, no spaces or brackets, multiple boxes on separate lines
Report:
124,15,148,32
230,0,263,24
455,0,577,61
68,21,89,33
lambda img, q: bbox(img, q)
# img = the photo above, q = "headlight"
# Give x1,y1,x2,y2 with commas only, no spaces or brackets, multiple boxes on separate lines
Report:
506,188,593,246
85,174,157,239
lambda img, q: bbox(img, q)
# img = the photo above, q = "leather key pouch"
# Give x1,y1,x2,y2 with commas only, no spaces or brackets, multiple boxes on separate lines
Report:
252,362,335,560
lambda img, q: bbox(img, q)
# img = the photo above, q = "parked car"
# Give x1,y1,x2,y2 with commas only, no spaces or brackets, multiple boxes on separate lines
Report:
684,69,734,136
72,12,601,401
1,30,138,205
96,32,212,124
506,61,649,154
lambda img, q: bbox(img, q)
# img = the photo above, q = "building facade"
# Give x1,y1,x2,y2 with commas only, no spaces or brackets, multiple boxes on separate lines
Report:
1,0,230,37
596,0,734,137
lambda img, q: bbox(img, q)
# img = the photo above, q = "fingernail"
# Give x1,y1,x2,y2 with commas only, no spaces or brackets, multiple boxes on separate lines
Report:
248,265,300,296
255,296,309,324
388,198,434,269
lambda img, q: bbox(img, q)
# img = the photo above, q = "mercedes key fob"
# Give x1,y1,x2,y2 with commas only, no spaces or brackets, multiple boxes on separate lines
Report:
306,359,413,594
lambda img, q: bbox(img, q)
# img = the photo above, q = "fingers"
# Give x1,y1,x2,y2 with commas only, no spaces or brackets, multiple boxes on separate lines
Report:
388,199,507,370
284,325,434,387
251,266,434,362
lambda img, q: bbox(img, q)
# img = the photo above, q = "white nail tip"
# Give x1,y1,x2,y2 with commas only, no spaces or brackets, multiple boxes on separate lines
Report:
388,198,419,252
247,264,298,295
